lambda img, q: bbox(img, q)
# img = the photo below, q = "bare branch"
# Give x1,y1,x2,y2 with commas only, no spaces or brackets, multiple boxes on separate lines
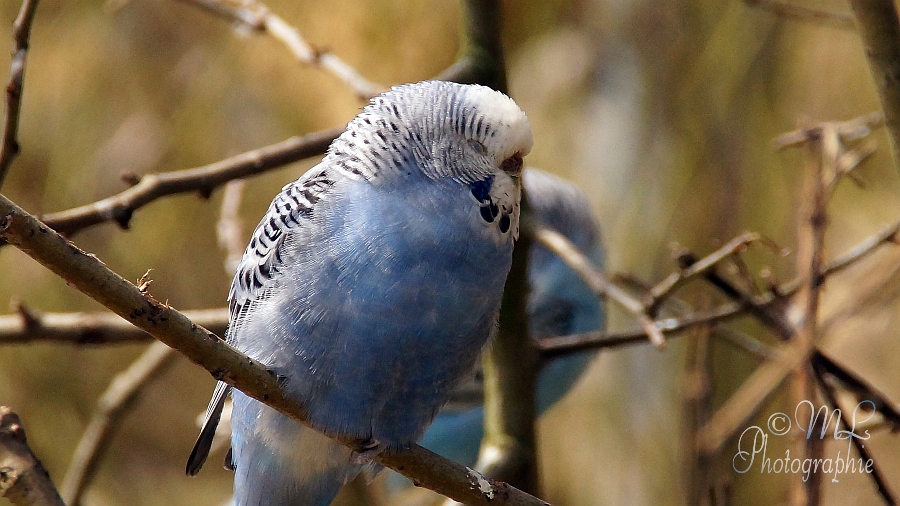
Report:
814,367,899,504
0,307,228,345
178,0,384,100
476,231,538,491
0,188,548,506
699,122,834,458
676,249,795,339
820,219,900,278
774,112,884,150
38,127,341,237
532,226,666,349
472,13,537,491
60,342,177,506
0,406,66,506
847,1,900,170
646,233,764,315
217,179,246,275
537,302,746,357
0,0,41,189
697,337,815,455
812,352,900,430
682,324,713,506
745,0,855,30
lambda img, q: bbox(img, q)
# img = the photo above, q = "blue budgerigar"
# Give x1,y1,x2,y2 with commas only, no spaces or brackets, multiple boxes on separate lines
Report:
407,168,605,473
186,80,533,506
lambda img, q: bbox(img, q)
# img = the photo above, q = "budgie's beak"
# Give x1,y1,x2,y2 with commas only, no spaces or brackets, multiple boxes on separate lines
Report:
501,153,524,176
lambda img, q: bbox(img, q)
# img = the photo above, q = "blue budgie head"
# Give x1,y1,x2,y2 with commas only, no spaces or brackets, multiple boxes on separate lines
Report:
320,81,533,246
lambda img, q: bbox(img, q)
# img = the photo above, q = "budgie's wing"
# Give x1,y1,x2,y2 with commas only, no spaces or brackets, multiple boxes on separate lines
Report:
186,381,231,475
228,168,336,316
185,167,338,476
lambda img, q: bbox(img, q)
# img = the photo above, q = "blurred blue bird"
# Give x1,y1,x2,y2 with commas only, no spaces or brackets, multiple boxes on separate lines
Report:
403,168,605,473
186,81,533,506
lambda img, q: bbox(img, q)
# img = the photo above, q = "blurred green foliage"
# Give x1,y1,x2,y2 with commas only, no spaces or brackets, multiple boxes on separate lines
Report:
1,0,899,505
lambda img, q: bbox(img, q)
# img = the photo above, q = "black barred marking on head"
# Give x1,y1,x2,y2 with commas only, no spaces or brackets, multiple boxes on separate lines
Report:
324,81,532,183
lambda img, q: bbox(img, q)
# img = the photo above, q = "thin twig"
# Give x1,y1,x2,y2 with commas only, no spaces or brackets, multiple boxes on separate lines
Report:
216,179,246,275
676,249,795,339
846,1,900,170
532,226,666,349
0,187,548,506
745,0,855,30
646,233,763,316
814,367,898,505
820,219,900,278
774,112,884,150
0,0,41,189
714,326,779,361
178,0,384,99
537,302,747,357
811,352,900,429
682,323,713,506
697,337,816,455
0,406,66,506
37,127,341,237
699,123,834,457
60,341,177,506
0,307,229,345
687,228,900,461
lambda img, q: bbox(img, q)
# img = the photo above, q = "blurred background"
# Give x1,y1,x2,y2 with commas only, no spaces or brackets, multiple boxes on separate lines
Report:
1,0,899,504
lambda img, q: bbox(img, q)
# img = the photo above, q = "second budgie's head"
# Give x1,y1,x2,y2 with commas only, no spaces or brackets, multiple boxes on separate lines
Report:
326,80,533,184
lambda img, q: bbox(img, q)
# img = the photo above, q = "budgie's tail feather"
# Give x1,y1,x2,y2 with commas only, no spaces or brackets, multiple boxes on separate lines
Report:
187,382,231,475
231,391,363,506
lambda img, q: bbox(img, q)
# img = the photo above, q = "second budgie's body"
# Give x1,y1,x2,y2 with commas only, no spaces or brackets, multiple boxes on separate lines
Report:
187,81,533,506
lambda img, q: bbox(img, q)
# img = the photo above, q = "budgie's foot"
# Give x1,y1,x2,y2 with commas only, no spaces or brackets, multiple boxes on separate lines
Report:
350,438,383,465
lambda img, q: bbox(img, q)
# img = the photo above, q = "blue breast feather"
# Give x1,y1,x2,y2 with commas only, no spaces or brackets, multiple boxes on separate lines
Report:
228,170,514,445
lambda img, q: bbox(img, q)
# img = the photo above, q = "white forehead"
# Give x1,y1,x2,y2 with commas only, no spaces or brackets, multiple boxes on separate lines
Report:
455,83,533,158
375,81,532,157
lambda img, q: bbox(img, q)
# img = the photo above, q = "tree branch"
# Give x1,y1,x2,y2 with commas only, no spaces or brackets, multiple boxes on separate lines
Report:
536,301,747,357
847,1,900,169
437,0,507,90
0,190,547,506
532,226,666,349
60,342,177,506
38,127,340,237
745,0,855,30
698,122,834,459
461,1,540,496
0,0,41,189
814,365,898,505
216,179,246,275
0,307,228,345
0,406,66,506
177,0,384,100
646,233,764,316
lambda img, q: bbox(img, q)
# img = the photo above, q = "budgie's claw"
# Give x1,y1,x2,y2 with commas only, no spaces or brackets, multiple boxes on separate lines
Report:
349,438,383,465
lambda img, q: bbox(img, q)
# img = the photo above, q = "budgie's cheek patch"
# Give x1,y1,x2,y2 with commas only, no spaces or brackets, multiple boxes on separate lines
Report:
499,214,511,233
469,176,508,227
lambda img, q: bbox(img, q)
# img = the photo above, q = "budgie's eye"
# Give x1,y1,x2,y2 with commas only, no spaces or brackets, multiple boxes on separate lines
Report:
500,154,523,175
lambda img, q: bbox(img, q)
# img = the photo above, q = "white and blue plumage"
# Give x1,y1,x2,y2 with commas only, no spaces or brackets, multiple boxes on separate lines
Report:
186,81,533,506
409,168,605,473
